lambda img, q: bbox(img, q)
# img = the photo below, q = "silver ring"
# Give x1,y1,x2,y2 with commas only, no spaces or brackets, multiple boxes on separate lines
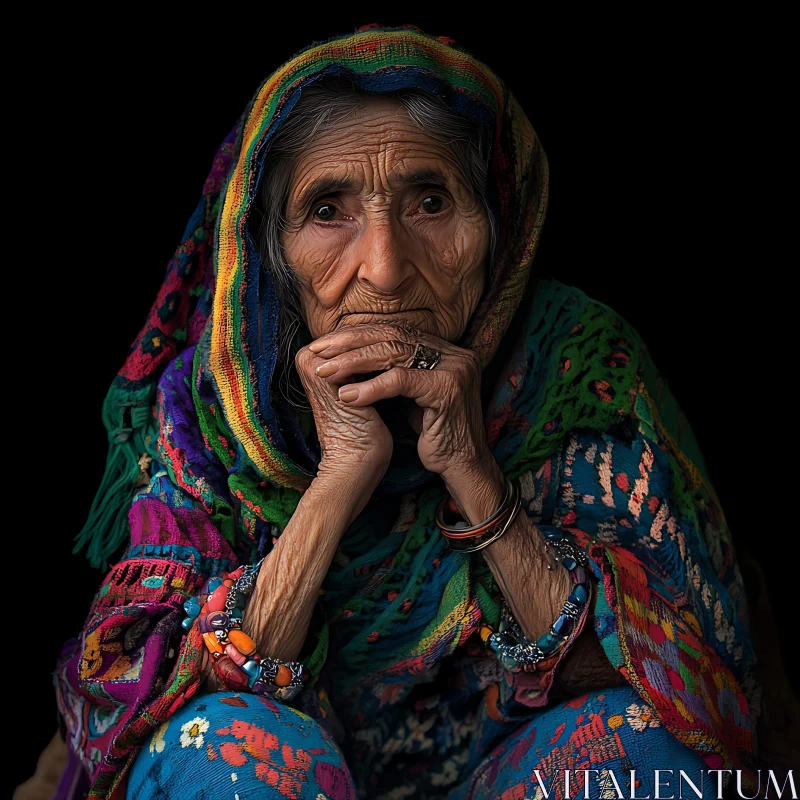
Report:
409,343,442,370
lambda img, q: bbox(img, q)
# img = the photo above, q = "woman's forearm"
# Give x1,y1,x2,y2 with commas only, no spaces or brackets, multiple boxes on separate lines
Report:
445,456,623,691
484,512,574,642
241,470,375,663
445,457,571,642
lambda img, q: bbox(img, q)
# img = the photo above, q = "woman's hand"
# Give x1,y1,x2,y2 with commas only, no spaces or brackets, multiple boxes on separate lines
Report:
295,341,394,485
308,321,505,514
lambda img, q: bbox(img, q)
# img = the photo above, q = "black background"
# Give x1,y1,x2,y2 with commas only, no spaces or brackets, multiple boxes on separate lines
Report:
13,13,795,792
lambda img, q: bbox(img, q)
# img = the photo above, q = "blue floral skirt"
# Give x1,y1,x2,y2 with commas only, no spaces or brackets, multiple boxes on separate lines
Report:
127,687,714,799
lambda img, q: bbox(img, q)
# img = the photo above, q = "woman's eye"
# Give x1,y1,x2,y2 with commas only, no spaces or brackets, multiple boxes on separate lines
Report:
419,195,447,215
312,203,339,221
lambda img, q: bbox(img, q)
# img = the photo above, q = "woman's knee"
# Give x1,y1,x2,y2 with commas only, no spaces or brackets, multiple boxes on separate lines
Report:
462,687,715,800
127,691,355,799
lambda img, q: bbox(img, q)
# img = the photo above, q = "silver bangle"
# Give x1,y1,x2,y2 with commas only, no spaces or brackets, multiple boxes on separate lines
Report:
437,479,522,553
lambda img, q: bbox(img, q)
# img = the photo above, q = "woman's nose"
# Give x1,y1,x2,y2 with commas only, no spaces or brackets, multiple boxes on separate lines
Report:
354,217,416,294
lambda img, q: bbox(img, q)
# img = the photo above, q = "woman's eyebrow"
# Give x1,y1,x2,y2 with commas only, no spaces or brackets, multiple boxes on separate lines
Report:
292,168,455,211
292,176,358,211
394,168,451,189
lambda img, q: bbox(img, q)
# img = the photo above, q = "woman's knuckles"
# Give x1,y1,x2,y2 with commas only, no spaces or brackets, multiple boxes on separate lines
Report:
294,345,317,372
300,334,482,473
317,343,403,380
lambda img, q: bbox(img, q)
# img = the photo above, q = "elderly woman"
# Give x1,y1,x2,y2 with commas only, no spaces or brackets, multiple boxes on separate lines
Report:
37,24,762,800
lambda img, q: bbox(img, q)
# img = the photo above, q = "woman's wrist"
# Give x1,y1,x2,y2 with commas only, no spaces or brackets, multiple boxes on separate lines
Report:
441,451,506,524
439,455,573,642
316,456,389,506
310,465,385,533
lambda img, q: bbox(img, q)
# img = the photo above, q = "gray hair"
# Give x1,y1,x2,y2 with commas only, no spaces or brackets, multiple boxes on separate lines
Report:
252,75,496,409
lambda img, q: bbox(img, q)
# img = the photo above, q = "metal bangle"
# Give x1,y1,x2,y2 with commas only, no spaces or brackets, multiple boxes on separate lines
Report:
436,478,514,536
444,480,522,553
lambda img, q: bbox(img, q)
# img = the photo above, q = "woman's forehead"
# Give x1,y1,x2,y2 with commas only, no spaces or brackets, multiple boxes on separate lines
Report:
289,159,464,207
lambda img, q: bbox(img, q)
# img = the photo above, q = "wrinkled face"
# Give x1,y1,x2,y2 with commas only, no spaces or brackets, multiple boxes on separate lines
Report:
280,96,491,342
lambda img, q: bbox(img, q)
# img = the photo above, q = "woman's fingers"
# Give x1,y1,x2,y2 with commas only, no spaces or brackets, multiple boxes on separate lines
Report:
309,321,417,353
337,367,441,407
309,321,448,357
315,340,418,380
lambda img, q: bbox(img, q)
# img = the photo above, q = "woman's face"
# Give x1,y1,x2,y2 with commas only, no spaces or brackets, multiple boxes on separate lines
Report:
280,96,491,342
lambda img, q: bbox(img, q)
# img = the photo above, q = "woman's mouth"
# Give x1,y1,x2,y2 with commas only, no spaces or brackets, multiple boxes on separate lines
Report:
336,309,431,327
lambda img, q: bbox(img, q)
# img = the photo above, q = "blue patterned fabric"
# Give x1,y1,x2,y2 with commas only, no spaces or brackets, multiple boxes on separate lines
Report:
127,692,355,800
128,686,715,799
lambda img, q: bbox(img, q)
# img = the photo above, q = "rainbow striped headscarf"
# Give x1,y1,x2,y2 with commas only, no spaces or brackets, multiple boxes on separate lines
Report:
209,25,547,490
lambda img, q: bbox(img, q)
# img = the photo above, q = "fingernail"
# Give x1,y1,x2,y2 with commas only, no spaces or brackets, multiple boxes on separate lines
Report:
316,361,340,377
339,387,359,402
309,340,329,352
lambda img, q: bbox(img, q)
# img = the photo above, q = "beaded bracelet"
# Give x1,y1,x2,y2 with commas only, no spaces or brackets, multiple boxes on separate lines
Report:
182,560,309,701
478,527,591,672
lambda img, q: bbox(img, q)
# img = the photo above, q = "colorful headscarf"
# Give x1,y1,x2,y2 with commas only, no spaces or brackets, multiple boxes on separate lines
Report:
60,23,759,799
